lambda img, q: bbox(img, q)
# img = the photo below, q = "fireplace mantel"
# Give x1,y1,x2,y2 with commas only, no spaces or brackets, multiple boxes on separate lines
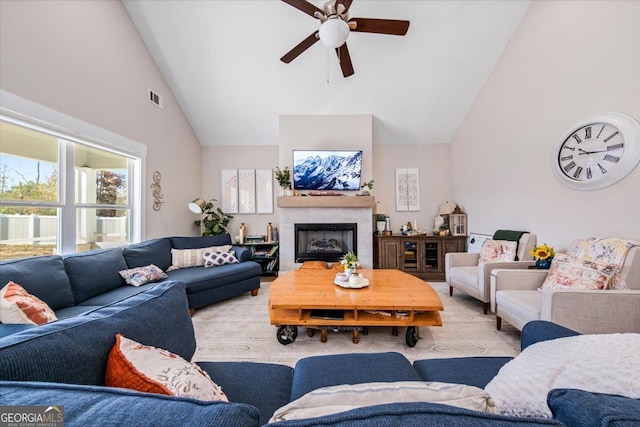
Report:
277,196,375,208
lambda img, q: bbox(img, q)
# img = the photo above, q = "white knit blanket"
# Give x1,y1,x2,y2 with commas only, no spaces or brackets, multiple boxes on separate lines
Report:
485,334,640,418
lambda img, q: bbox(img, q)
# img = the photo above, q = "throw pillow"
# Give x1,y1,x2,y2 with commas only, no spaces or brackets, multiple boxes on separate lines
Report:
270,381,497,422
105,334,228,402
203,251,239,267
0,281,58,325
479,240,517,262
118,264,168,287
168,245,232,270
540,253,617,290
485,333,640,418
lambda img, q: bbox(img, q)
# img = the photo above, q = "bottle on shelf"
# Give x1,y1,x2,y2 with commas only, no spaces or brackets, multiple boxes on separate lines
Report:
267,222,273,242
239,223,247,244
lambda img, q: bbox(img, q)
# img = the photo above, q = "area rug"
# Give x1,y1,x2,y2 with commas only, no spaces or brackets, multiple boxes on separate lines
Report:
191,281,520,367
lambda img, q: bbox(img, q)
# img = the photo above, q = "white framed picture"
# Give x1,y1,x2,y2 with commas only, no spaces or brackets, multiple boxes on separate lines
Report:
238,169,256,213
255,169,273,214
395,168,420,211
221,169,238,213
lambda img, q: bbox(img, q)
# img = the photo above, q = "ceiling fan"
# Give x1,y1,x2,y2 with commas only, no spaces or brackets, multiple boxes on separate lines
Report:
280,0,410,77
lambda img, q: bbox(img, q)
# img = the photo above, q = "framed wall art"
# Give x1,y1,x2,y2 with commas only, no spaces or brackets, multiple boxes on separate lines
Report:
395,168,420,211
221,169,238,213
221,168,273,214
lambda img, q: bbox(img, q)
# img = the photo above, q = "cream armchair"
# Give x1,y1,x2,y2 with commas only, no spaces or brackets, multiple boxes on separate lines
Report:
445,232,537,314
491,240,640,334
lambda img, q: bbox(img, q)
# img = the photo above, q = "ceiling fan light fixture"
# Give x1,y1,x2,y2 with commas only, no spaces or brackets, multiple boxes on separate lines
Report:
319,17,349,48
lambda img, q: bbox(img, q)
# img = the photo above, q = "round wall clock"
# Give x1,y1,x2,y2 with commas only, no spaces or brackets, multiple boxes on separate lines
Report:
553,112,640,190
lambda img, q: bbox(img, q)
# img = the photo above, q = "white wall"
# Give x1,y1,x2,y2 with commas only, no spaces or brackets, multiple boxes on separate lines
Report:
451,0,640,252
0,0,202,238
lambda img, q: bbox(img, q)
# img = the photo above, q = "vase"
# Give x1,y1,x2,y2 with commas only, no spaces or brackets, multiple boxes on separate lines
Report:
344,267,355,278
536,258,552,269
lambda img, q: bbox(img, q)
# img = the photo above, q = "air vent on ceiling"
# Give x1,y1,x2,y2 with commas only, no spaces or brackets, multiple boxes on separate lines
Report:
148,89,164,110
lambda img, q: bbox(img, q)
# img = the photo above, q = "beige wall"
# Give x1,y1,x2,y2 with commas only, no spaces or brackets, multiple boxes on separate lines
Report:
451,0,640,251
0,0,202,238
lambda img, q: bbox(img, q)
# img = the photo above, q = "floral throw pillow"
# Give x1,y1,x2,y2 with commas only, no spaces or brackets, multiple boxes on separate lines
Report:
540,253,618,290
0,281,58,325
479,239,517,262
105,334,228,402
203,251,239,267
119,264,168,287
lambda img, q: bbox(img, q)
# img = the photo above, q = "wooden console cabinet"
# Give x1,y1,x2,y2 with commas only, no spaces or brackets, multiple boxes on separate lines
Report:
373,234,466,281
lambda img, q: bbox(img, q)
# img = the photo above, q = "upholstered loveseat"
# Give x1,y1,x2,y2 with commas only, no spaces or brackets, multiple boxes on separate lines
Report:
0,234,261,337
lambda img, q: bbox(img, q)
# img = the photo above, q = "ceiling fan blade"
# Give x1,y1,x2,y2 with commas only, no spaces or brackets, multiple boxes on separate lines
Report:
281,0,323,19
336,44,354,77
348,18,410,36
281,31,319,63
336,0,354,14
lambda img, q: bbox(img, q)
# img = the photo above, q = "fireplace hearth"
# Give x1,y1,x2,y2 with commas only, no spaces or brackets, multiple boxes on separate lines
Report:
295,223,357,263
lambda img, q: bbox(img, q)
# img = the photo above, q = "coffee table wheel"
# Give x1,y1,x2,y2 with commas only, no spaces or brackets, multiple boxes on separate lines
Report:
276,325,298,345
406,327,419,347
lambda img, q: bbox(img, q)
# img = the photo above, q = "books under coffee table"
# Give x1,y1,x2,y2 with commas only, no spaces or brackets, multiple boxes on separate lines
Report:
268,269,443,347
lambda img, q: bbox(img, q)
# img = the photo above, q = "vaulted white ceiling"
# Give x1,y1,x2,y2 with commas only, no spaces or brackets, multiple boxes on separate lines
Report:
123,0,530,146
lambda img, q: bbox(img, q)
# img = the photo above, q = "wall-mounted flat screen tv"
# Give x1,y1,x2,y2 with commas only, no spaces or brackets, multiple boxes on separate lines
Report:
293,150,362,191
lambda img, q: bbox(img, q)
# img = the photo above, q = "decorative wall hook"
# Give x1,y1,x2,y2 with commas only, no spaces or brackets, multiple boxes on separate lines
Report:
150,171,165,211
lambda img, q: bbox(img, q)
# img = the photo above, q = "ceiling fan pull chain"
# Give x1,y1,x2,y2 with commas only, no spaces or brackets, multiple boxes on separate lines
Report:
327,48,331,84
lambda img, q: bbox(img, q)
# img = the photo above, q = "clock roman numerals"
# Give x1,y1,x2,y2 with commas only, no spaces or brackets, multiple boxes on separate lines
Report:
572,134,582,143
560,155,573,161
598,163,607,174
603,131,619,143
603,154,620,163
586,167,592,179
563,161,576,173
607,143,623,150
573,166,583,179
584,126,591,139
596,125,605,138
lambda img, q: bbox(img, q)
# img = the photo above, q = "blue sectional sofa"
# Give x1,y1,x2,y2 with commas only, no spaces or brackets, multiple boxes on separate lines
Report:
2,270,637,427
0,234,261,337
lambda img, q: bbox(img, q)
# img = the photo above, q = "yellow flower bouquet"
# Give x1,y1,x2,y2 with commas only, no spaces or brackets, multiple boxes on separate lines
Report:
339,251,360,270
530,243,555,261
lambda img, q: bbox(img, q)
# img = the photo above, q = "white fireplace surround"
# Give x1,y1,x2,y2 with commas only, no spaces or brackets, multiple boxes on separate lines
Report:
279,203,373,272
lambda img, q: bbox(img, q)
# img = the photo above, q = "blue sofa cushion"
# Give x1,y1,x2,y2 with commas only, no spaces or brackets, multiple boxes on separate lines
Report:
270,402,564,426
171,234,233,249
0,281,195,385
77,281,157,306
0,255,74,310
122,238,172,271
548,388,640,427
413,357,513,389
166,262,262,294
0,380,260,427
521,321,580,350
198,361,293,426
63,248,128,304
290,352,421,401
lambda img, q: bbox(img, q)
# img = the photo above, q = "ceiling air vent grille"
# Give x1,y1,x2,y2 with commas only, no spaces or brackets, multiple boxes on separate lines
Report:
148,89,163,110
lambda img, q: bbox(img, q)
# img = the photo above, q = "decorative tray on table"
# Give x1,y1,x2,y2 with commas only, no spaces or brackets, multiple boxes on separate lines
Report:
334,273,370,289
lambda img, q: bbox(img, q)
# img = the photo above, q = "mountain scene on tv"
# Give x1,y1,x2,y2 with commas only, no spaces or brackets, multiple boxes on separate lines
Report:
293,151,362,191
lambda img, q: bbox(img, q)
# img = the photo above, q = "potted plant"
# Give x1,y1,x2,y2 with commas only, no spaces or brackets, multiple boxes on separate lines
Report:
360,180,374,195
375,214,386,234
530,243,555,269
194,199,233,236
439,223,449,237
274,166,292,196
339,251,360,275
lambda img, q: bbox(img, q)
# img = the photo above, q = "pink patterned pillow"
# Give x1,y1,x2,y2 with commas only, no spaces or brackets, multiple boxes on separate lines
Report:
119,264,168,287
203,251,239,267
540,253,618,290
479,240,517,262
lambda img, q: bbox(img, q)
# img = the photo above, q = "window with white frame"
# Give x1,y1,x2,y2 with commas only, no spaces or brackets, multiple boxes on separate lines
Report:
0,109,143,260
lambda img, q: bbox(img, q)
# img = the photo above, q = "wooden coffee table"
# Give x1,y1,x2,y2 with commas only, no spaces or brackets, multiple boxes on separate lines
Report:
269,269,443,347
